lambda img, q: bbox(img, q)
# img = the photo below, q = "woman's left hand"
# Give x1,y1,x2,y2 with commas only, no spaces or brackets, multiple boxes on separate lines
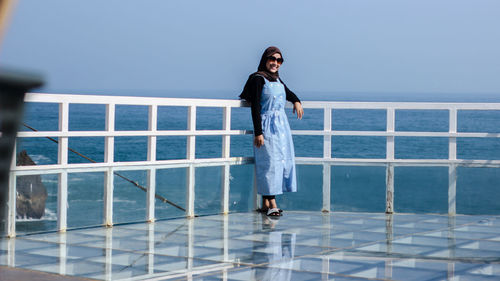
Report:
293,102,304,120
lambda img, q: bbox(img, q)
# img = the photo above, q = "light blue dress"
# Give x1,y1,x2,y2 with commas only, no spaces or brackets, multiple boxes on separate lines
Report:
254,77,297,196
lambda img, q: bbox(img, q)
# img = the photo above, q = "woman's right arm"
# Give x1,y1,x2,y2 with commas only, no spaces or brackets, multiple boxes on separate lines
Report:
247,76,265,137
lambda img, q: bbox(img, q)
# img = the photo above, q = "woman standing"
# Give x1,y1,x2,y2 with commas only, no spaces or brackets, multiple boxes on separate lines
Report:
240,46,304,217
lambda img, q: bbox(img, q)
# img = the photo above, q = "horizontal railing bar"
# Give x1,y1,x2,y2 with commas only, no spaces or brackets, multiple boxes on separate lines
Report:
12,156,500,175
292,131,500,137
26,93,249,107
297,157,500,164
26,93,500,110
17,130,254,138
11,157,254,174
17,130,500,138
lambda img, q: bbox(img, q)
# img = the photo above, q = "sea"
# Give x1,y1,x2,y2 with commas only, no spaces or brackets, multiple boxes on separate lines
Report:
14,90,500,234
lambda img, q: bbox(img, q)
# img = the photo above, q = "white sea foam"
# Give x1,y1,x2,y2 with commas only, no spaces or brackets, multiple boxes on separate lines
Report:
29,154,52,165
16,208,57,221
70,199,103,203
42,179,58,184
114,198,137,204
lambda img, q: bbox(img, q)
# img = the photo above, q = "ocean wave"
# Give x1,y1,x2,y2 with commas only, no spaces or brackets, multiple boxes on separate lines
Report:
42,179,58,184
114,198,137,204
29,154,53,165
16,208,57,221
70,199,103,203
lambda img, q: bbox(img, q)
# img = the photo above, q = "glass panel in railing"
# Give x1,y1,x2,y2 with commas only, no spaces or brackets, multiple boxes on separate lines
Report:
332,136,386,159
457,110,500,160
67,172,104,228
157,136,187,160
230,135,253,158
195,136,222,159
286,108,323,130
68,137,105,163
229,164,254,212
157,106,188,130
69,104,105,131
113,170,147,224
21,102,59,131
156,168,187,219
332,109,386,131
395,110,448,132
395,137,448,159
458,110,500,133
276,165,323,211
331,166,386,212
18,102,60,166
457,138,500,160
394,167,448,214
194,166,222,216
114,136,148,162
16,137,58,165
196,107,222,130
115,105,148,131
230,107,252,131
293,135,323,158
15,173,58,234
457,167,500,215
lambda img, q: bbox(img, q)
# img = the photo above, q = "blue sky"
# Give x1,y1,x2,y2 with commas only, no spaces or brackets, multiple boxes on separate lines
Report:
1,0,499,97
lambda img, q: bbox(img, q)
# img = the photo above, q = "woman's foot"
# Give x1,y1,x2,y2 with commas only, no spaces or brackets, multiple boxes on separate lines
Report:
267,208,281,217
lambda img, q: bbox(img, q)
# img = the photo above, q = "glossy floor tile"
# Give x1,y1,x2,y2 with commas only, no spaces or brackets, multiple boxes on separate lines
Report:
1,211,500,280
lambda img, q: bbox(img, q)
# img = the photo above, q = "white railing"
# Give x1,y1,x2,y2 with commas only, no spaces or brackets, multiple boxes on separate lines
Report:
6,93,500,237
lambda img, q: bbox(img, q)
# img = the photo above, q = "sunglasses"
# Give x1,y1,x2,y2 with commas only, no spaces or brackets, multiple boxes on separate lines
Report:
267,56,284,64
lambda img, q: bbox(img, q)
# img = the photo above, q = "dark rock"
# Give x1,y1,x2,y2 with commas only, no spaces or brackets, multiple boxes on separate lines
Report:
16,150,47,219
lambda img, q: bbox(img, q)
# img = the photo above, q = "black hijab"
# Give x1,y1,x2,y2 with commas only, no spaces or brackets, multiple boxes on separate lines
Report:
240,46,283,101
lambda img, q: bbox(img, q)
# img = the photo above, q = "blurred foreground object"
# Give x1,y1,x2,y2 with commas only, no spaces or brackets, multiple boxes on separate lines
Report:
0,0,17,46
0,68,43,236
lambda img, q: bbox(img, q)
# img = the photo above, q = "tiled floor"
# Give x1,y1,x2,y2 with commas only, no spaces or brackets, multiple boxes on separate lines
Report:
1,211,500,280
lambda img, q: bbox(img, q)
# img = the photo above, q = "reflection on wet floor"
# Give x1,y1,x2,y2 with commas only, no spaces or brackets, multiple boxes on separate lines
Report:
1,211,500,280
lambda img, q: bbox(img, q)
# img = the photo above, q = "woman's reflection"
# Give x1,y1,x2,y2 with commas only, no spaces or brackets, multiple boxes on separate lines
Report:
254,215,296,281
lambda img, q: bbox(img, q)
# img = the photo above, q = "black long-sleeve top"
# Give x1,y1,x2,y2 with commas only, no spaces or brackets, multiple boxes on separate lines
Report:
241,75,301,136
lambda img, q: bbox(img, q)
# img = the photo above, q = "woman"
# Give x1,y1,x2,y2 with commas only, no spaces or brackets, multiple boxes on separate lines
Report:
240,46,304,217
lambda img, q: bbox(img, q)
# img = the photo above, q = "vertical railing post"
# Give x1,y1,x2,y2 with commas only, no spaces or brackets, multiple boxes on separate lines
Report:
147,223,155,274
104,168,114,227
7,237,15,266
386,108,395,161
147,105,157,222
104,104,115,227
448,164,457,215
386,164,394,214
58,102,69,232
58,234,67,275
253,168,260,211
322,107,332,212
105,104,115,164
385,108,395,214
148,105,157,163
186,106,196,218
449,108,457,161
187,218,194,273
147,168,156,222
448,108,457,215
57,171,68,232
6,172,16,237
105,228,113,280
221,106,231,214
58,102,69,166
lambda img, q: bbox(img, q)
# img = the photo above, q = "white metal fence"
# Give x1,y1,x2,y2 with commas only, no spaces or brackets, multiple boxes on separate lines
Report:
6,93,500,237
